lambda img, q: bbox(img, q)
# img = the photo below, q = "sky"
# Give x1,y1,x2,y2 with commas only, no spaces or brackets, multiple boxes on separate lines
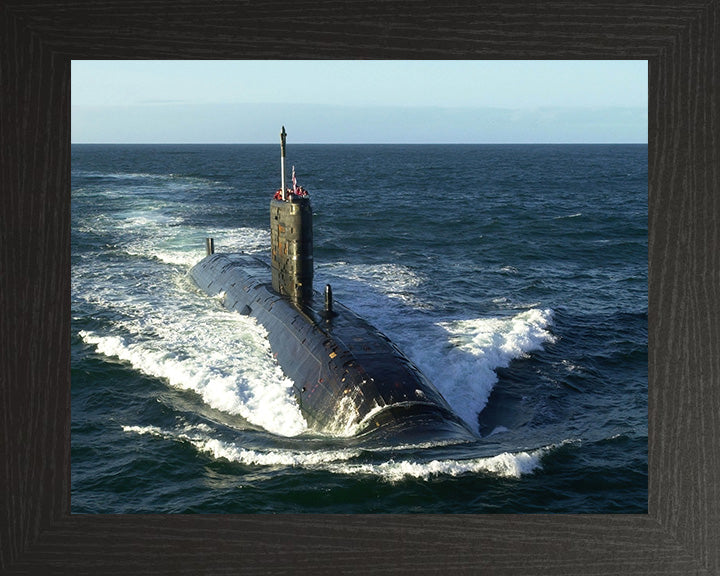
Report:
71,60,648,144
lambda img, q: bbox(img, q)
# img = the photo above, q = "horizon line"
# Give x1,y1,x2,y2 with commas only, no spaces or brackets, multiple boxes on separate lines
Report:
71,141,649,145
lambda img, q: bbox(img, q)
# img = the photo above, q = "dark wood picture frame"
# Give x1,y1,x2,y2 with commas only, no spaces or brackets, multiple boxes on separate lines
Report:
1,1,717,574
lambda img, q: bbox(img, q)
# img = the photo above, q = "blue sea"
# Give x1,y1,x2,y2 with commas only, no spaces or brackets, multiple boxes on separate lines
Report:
71,143,647,513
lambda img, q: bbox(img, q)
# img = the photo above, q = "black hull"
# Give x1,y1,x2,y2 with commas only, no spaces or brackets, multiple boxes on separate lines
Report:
190,253,474,441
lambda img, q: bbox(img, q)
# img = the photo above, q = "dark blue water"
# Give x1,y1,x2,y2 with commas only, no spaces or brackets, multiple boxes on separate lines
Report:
71,144,647,513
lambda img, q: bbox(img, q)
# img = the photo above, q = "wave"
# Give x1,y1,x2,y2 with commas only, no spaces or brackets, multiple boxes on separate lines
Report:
121,423,553,481
329,448,546,481
407,309,556,433
80,312,308,437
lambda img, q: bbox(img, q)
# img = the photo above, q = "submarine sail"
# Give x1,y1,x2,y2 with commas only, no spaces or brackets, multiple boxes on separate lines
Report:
190,128,474,441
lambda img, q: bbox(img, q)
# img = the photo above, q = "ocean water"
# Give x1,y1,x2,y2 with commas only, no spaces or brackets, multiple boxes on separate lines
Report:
71,143,647,513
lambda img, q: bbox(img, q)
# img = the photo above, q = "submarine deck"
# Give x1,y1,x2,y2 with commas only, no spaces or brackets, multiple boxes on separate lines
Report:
190,252,475,441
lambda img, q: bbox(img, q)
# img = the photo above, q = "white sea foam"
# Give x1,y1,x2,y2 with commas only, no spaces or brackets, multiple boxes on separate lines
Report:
105,172,170,180
123,243,203,268
122,226,269,269
148,249,204,268
206,227,269,255
404,309,556,433
194,441,546,481
122,424,361,466
190,437,361,468
80,306,308,437
117,212,183,229
121,423,550,481
323,394,364,437
318,261,427,307
121,425,165,437
328,447,546,482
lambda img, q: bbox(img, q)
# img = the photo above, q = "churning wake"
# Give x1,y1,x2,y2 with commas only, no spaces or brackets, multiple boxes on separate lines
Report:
75,203,555,438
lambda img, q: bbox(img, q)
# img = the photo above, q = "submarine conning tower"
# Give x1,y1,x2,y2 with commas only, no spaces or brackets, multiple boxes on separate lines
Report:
270,197,313,303
270,126,314,304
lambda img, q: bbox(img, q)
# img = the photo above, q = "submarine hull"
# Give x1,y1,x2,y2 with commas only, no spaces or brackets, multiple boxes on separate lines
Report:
190,252,474,441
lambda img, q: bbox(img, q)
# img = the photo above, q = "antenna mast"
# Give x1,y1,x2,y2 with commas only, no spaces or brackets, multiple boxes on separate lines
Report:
280,126,287,201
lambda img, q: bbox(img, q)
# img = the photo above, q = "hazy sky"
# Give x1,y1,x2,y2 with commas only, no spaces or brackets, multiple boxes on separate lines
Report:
71,60,648,144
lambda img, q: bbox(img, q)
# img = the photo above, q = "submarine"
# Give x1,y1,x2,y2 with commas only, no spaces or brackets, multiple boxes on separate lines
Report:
190,127,475,442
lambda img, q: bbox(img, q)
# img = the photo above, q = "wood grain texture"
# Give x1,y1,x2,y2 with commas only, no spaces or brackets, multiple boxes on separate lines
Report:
1,0,717,574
